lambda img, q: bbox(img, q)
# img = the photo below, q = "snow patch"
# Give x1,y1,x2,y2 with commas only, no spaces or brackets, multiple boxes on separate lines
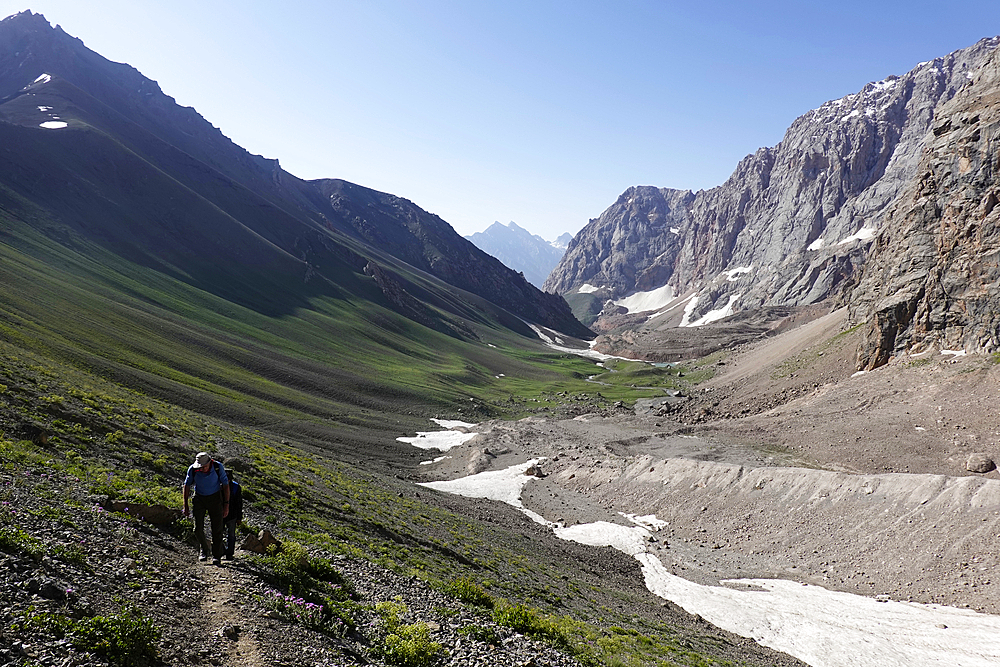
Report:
528,324,637,362
838,227,876,245
33,73,51,84
37,105,52,111
614,285,675,313
808,238,825,251
941,349,967,357
670,227,680,235
419,456,451,465
721,266,752,282
397,420,478,451
621,513,668,531
418,459,552,526
577,284,600,294
430,418,477,429
39,121,67,129
424,461,1000,667
678,295,700,327
684,294,741,327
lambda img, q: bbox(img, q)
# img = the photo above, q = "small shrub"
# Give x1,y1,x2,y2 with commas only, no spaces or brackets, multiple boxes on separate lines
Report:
25,610,159,667
377,622,445,667
444,577,493,608
71,611,160,666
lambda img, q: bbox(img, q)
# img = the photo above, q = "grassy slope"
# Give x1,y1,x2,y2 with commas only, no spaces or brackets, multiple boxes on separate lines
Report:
0,197,775,665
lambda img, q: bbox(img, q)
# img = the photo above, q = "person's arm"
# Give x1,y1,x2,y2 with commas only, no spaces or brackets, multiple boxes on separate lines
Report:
221,466,230,518
182,483,191,516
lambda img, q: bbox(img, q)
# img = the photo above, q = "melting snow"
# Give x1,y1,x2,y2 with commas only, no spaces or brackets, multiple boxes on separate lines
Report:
419,456,450,466
678,295,700,327
621,513,668,531
577,284,600,294
418,459,552,526
39,121,67,129
423,461,1000,667
528,324,637,362
721,266,752,282
614,285,675,313
683,294,741,327
430,418,477,429
838,227,876,245
397,419,478,451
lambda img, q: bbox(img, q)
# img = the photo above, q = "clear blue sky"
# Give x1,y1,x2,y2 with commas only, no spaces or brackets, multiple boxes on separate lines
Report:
9,1,1000,239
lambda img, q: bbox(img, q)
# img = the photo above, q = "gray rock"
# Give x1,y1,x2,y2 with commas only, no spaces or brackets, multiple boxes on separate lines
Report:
849,46,1000,367
966,453,996,474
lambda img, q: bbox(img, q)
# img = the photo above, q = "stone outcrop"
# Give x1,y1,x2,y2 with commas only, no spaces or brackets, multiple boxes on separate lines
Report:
545,39,1000,329
848,47,1000,367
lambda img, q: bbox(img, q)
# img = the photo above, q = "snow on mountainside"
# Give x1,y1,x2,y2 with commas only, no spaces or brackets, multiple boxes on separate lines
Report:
545,37,1000,350
466,221,568,288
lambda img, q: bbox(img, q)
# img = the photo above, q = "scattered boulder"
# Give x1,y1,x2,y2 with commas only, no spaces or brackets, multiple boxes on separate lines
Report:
525,464,546,478
102,500,181,525
241,529,281,554
467,448,495,475
27,577,67,601
966,453,996,473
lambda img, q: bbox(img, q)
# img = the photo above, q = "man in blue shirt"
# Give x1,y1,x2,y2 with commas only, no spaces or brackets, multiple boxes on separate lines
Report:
182,452,230,565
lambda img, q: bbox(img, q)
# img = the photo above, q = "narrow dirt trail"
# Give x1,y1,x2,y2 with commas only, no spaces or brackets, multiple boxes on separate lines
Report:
187,560,266,667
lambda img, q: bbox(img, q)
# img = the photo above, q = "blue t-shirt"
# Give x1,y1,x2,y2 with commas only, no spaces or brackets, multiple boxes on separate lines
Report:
184,460,229,496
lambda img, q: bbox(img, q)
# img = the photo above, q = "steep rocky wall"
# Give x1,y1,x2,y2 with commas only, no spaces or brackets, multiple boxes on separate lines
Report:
849,48,1000,368
546,39,1000,325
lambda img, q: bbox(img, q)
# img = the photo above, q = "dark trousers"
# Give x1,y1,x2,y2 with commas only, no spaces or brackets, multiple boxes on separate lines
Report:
192,491,224,560
225,518,238,558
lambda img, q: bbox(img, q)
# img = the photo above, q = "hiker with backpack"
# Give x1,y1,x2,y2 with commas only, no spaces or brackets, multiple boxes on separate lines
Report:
224,472,243,560
182,451,230,565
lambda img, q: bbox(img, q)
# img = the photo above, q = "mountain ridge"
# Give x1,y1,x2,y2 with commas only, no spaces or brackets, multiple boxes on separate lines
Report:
0,10,590,340
465,221,566,288
545,36,1000,362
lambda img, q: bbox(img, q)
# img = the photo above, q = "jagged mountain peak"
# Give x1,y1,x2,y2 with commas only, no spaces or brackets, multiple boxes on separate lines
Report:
546,36,1000,343
466,221,568,289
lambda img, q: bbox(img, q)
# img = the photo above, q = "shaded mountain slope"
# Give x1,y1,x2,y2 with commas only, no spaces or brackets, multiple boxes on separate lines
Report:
0,10,586,338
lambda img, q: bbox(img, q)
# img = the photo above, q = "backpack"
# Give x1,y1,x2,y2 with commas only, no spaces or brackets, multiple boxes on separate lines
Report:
228,477,244,524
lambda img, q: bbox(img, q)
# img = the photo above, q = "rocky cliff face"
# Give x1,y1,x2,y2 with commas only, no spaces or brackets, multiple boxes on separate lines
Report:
545,38,1000,329
848,48,1000,368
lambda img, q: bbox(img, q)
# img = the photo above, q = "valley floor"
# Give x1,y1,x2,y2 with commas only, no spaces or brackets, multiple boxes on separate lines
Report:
413,308,1000,666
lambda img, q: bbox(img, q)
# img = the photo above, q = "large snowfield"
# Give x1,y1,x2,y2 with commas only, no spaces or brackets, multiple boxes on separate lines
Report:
414,423,1000,667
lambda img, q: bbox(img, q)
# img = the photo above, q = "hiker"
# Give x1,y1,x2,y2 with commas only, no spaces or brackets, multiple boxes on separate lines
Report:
224,472,243,560
182,452,230,565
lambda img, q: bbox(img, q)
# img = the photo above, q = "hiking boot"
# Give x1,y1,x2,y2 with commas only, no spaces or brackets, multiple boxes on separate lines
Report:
212,558,222,566
198,554,208,562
